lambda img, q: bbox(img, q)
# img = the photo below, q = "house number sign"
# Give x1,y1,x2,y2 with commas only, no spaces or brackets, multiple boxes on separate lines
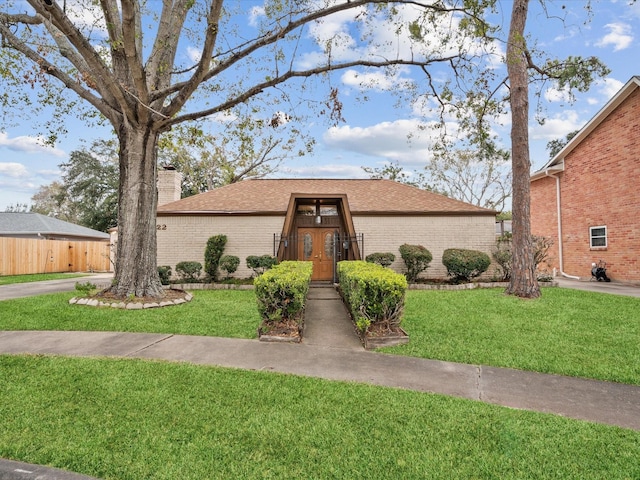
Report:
156,224,167,230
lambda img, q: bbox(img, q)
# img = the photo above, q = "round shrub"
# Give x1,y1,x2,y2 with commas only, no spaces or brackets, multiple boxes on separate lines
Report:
246,255,278,276
365,252,396,267
442,248,491,283
219,255,240,278
175,261,203,282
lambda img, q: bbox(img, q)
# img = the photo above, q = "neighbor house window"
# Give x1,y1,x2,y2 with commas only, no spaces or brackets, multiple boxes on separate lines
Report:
590,226,607,248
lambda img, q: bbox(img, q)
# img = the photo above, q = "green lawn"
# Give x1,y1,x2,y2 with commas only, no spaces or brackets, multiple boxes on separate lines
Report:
0,273,88,285
0,290,259,338
383,288,640,385
1,355,639,480
1,287,640,384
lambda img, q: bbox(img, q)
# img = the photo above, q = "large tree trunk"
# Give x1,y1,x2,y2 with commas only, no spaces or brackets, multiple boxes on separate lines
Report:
110,123,165,299
505,0,540,299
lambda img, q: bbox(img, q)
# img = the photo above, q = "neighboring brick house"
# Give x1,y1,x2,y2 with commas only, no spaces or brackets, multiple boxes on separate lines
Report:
156,173,496,281
530,76,640,282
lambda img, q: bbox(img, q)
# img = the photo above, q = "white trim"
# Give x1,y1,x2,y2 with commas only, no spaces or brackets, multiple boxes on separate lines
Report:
589,225,608,248
546,170,581,279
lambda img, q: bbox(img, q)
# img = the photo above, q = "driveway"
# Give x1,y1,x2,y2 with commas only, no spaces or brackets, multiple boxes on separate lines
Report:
0,273,113,301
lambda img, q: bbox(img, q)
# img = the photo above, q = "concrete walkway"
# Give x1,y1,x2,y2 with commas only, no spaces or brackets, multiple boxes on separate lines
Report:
1,278,640,479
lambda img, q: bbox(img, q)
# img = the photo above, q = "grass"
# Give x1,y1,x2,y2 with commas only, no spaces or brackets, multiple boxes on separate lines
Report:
0,290,259,338
1,286,639,384
382,287,640,385
1,355,639,480
0,273,88,285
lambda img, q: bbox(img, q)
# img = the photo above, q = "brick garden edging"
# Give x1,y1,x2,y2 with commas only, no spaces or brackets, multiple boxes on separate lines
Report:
169,283,254,290
69,290,193,309
408,281,557,290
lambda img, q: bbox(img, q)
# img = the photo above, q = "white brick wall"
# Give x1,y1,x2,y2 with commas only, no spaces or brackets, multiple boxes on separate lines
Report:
157,213,496,280
353,215,497,279
157,170,182,206
157,215,285,278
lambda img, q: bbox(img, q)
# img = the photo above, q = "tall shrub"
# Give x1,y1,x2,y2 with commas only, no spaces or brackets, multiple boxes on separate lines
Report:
204,235,227,281
399,244,432,283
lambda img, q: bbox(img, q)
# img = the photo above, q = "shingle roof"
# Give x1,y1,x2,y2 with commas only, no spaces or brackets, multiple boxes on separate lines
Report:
0,212,110,239
157,179,495,215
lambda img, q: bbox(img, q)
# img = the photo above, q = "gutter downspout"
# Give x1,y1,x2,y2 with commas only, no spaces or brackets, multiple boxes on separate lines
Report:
544,170,580,279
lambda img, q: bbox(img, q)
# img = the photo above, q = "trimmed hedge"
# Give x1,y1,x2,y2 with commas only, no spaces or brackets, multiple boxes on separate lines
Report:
175,261,202,282
442,248,491,283
219,255,240,278
337,261,407,334
399,244,432,282
246,255,278,276
254,261,313,325
365,252,396,267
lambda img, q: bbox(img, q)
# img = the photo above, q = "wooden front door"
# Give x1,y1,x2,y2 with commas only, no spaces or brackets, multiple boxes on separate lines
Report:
298,228,335,281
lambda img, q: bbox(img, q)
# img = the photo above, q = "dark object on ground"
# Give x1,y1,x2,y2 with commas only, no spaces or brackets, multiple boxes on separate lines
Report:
591,260,611,282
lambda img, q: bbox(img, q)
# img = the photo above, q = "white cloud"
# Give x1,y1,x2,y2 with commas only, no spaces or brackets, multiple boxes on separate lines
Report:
597,77,625,99
298,3,502,75
248,6,265,27
60,0,109,38
544,87,573,103
186,46,202,64
283,163,368,178
340,68,413,92
0,162,29,178
530,111,584,141
595,23,633,51
0,133,66,157
323,119,438,165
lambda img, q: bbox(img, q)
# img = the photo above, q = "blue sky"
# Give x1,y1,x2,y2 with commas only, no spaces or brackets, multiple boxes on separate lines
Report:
0,0,638,211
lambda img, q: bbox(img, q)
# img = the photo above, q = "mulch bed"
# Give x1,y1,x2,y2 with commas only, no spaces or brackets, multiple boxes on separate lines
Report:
258,318,303,343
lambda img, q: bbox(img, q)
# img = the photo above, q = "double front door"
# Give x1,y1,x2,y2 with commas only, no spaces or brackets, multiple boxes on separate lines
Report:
297,228,335,281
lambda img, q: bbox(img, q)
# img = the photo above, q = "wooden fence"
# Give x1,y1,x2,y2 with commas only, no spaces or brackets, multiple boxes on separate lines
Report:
0,237,112,276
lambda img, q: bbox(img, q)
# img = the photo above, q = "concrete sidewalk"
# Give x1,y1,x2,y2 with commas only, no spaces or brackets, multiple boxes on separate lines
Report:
2,328,639,432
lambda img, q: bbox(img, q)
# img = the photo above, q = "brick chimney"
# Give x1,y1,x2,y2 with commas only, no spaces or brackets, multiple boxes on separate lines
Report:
157,166,182,206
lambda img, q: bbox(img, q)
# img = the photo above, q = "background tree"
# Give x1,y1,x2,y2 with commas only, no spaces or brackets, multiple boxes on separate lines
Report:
3,203,29,213
546,130,579,159
426,147,511,211
362,161,428,190
158,118,300,197
30,181,75,222
31,141,119,232
60,148,119,233
0,0,496,299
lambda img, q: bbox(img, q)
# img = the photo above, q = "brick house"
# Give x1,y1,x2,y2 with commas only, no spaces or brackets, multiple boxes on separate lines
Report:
156,173,496,281
530,76,640,282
